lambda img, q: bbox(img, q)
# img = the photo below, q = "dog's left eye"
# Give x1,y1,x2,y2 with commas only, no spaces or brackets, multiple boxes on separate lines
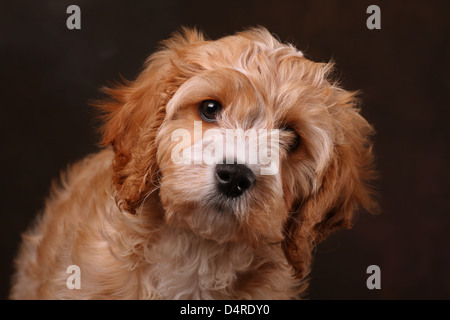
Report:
199,100,222,122
284,127,301,152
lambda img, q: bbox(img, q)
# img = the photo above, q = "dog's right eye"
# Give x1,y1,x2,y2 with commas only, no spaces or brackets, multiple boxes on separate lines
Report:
199,100,222,122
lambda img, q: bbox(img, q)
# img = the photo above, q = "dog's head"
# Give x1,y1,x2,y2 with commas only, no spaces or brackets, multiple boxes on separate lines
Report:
97,27,377,279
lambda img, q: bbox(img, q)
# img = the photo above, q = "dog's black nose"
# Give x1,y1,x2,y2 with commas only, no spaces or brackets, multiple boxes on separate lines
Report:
215,164,256,198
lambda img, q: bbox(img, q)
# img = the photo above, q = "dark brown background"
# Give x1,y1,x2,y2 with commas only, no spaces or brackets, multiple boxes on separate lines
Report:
1,0,449,299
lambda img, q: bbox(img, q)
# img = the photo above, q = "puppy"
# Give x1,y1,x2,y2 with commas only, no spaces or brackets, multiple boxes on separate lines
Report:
10,27,377,299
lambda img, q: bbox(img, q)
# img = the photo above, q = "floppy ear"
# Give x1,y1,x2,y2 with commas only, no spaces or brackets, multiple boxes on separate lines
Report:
94,28,205,213
281,87,379,280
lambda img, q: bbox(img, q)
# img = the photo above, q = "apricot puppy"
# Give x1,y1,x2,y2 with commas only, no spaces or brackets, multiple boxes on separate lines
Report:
11,28,377,299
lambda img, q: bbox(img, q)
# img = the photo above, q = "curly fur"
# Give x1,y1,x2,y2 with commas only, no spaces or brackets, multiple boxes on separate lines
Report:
10,27,377,299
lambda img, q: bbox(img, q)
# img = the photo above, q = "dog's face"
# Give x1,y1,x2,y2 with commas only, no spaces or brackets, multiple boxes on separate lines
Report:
97,28,377,279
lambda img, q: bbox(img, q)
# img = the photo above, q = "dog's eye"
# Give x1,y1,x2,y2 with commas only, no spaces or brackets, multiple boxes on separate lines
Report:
199,100,222,122
284,127,301,152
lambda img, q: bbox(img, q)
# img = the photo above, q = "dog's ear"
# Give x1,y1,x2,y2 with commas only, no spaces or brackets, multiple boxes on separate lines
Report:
281,86,379,281
94,28,205,213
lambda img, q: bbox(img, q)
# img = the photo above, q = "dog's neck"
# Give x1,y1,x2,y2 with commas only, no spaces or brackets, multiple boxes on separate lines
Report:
138,226,255,299
118,194,298,299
